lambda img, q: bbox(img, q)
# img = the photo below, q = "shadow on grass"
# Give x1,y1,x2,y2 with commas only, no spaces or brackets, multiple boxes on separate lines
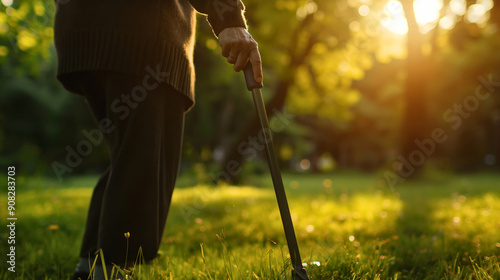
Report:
387,173,500,278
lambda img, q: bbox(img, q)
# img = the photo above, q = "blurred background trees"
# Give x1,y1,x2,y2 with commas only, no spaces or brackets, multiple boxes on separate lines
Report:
1,0,499,183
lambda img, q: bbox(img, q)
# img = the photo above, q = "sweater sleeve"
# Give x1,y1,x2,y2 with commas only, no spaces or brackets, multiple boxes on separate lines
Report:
189,0,247,36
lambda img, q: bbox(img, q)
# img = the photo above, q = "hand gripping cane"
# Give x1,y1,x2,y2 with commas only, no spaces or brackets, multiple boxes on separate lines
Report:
243,62,310,280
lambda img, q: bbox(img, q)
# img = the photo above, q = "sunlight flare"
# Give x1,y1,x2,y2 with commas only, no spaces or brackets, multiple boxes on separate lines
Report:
414,0,443,25
381,0,408,35
381,0,444,34
381,0,494,35
466,0,493,25
450,0,467,16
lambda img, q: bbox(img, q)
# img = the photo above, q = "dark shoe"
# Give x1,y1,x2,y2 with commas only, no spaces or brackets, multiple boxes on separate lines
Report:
71,271,90,280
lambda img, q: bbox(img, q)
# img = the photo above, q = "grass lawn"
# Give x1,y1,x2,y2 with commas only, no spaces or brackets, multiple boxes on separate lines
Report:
0,171,499,279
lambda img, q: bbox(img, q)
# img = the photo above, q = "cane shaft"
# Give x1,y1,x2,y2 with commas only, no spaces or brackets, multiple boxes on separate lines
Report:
251,88,305,274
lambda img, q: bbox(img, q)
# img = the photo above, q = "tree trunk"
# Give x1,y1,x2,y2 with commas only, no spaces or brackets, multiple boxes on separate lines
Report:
399,1,429,179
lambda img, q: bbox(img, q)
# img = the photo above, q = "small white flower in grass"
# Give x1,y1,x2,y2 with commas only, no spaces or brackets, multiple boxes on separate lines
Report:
349,235,355,242
311,261,321,266
453,217,460,223
302,261,321,267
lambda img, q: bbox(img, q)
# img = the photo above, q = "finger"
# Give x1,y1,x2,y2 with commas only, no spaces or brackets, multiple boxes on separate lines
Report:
249,49,263,83
227,49,238,64
221,42,232,58
233,50,249,72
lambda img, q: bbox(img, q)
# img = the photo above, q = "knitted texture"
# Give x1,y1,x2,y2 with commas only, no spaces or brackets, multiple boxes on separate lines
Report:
54,0,246,109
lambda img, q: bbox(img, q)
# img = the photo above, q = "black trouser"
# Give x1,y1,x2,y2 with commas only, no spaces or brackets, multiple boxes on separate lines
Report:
69,71,186,265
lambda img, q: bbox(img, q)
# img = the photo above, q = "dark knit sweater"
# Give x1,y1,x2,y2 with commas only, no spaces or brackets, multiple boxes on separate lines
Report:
54,0,247,109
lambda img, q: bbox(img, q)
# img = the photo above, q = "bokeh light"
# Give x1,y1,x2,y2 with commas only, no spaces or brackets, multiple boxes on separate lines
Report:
439,15,456,30
358,5,370,17
381,0,408,35
414,0,443,25
1,0,13,7
300,159,311,170
450,0,467,16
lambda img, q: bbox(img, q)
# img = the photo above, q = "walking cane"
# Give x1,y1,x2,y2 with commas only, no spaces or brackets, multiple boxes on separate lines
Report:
243,62,310,280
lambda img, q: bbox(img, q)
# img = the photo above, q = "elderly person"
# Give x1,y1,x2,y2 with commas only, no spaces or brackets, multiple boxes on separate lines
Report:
53,0,262,279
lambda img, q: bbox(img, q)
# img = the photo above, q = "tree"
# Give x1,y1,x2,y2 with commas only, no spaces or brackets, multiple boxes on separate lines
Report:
219,0,500,182
220,0,363,182
0,1,106,176
398,0,431,178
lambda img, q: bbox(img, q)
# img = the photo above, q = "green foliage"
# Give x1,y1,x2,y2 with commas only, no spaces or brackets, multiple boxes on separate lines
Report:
429,32,500,170
245,0,364,121
1,0,499,176
0,1,108,177
0,65,106,176
0,0,56,74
